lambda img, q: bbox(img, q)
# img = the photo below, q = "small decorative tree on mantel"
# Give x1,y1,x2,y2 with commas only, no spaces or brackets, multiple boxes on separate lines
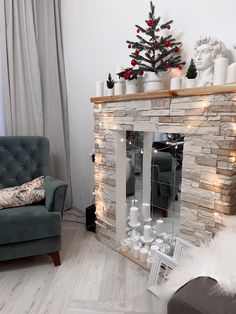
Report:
126,1,185,91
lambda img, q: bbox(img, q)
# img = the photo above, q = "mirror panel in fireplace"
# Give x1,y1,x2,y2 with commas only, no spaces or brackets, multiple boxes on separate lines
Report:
125,131,184,239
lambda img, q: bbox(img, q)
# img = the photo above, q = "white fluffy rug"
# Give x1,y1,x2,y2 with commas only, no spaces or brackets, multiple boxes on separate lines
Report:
160,216,236,305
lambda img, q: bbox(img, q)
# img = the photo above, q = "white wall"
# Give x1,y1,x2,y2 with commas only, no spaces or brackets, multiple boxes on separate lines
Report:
61,0,235,211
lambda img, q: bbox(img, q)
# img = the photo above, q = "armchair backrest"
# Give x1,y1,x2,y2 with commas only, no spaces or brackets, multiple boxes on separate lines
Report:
0,136,49,188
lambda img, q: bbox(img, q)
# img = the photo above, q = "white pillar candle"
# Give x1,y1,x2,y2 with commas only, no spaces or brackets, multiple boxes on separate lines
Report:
143,225,152,242
96,81,104,97
150,245,159,257
130,207,139,225
156,239,164,246
130,236,139,254
170,77,182,90
213,57,229,85
131,199,138,207
156,219,164,236
133,245,140,259
146,257,153,270
116,65,124,74
142,203,150,220
114,81,125,95
227,63,236,84
120,239,130,253
139,247,148,263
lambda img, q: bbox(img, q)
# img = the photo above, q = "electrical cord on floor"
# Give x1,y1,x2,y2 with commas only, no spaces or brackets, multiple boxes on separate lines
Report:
63,219,86,225
64,212,85,218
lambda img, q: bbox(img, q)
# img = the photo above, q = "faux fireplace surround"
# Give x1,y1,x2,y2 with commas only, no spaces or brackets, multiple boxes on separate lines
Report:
91,85,236,251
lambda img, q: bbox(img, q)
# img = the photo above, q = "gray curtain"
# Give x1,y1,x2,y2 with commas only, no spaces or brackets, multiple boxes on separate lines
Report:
0,0,72,208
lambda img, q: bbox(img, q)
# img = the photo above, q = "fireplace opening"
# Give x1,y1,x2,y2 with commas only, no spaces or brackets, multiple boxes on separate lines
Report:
125,131,184,240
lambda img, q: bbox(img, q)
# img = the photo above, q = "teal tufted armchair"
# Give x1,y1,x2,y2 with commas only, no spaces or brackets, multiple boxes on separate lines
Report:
0,136,67,266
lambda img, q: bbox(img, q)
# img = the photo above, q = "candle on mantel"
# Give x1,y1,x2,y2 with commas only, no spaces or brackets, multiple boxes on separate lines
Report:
213,57,229,85
130,207,139,225
143,225,152,242
156,219,164,236
142,203,150,220
139,247,148,263
116,65,124,75
96,81,104,97
170,77,182,90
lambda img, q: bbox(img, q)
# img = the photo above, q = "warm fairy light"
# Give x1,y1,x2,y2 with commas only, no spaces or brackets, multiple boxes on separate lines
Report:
93,191,96,195
187,125,191,129
214,212,219,218
98,104,102,110
141,149,143,154
154,149,158,153
120,138,124,142
129,140,132,145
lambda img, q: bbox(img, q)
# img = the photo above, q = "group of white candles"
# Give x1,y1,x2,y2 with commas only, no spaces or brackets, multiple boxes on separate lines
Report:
120,237,165,269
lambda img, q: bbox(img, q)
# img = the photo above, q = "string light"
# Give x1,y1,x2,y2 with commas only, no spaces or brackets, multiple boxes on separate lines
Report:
187,125,191,129
141,149,143,154
120,138,124,142
154,149,158,153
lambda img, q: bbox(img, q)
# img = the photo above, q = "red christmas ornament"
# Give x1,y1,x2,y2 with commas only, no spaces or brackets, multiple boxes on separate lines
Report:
136,28,140,33
178,65,183,70
123,70,132,80
175,46,180,53
165,63,170,68
146,19,154,27
128,44,132,49
131,59,137,66
139,71,144,76
134,50,139,56
165,41,171,47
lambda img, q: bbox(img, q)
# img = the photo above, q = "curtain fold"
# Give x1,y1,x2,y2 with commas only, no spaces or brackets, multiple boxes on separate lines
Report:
0,0,72,208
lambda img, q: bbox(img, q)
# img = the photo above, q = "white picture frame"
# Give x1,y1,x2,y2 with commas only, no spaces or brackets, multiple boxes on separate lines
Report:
173,238,193,263
147,251,179,297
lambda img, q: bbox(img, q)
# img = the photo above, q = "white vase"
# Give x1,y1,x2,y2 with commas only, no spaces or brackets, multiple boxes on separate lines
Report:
126,80,138,94
106,87,114,96
144,72,164,92
186,78,196,88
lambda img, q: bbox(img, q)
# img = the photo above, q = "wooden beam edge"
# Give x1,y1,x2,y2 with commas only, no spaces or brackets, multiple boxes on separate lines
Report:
90,84,236,104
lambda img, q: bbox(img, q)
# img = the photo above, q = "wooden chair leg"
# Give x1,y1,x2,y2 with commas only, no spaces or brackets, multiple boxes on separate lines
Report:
48,251,61,266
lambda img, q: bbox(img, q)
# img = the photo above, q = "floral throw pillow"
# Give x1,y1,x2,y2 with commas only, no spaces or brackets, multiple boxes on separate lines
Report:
0,176,45,209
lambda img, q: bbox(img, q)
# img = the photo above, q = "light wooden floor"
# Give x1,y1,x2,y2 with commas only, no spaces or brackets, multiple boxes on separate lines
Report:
0,222,165,314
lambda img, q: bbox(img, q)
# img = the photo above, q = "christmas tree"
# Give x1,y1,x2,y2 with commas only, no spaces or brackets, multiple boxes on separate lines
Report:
186,58,197,79
107,73,115,89
126,1,185,75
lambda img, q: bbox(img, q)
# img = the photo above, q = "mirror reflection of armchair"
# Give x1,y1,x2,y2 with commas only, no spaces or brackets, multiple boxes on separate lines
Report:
151,152,181,217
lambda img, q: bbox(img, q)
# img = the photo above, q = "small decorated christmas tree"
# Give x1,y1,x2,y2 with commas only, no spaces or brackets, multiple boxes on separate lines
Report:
126,1,185,75
107,73,115,89
186,58,198,79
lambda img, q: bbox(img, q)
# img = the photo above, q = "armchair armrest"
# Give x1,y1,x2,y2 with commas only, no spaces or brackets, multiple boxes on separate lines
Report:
44,176,67,215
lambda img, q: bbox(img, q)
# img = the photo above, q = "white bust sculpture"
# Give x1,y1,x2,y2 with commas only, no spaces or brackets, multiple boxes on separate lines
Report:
194,36,227,87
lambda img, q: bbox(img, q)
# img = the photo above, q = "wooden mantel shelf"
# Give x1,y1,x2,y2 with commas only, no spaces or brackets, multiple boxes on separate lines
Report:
90,84,236,104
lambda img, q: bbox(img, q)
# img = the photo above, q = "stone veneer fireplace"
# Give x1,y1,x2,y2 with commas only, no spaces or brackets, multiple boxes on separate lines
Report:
91,85,236,250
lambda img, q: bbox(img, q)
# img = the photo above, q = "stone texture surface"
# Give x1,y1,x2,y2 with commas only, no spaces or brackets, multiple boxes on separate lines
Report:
94,93,236,246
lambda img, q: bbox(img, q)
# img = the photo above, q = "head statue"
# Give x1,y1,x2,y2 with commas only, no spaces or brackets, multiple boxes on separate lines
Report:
194,36,228,71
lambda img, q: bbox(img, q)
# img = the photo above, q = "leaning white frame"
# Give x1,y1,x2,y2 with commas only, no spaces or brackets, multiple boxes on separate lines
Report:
173,238,193,263
147,251,179,297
